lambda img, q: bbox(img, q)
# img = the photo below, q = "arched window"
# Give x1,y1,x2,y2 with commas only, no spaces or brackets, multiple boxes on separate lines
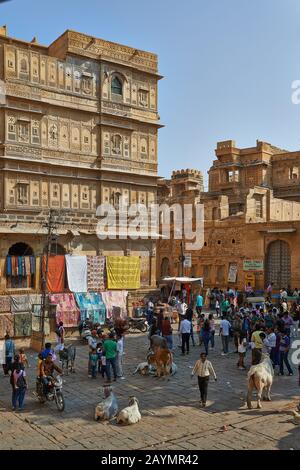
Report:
20,58,28,73
111,76,122,96
6,243,35,289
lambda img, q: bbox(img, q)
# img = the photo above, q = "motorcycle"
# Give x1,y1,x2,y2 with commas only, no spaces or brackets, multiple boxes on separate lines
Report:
36,375,65,412
127,317,149,333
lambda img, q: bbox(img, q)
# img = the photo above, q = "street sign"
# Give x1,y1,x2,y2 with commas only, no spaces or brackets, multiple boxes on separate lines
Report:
183,253,192,268
243,260,264,271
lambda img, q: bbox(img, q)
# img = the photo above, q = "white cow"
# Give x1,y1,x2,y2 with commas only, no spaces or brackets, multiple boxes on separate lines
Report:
116,397,141,425
247,354,274,409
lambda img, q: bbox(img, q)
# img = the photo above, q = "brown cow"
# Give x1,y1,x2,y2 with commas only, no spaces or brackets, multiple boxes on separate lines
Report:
147,348,172,377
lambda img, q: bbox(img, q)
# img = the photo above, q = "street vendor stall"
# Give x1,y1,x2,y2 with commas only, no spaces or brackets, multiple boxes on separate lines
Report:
160,277,203,304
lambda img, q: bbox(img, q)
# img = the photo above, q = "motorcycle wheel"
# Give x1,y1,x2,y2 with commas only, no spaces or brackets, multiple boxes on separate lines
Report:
55,391,65,412
139,323,148,333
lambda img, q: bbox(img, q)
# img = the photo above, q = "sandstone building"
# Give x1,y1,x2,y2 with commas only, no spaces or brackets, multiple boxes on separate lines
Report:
158,140,300,291
0,27,162,296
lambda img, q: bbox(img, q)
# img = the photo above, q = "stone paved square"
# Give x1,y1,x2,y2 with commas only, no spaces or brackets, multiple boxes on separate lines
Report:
0,330,299,450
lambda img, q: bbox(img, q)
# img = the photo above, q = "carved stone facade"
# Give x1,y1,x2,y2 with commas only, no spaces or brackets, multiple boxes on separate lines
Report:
157,141,300,291
0,28,162,293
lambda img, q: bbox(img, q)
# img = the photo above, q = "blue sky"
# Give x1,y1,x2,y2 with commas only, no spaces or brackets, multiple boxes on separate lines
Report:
2,0,300,185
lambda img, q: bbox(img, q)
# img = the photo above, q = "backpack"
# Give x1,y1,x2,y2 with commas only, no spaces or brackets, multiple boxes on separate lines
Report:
16,371,26,389
55,326,62,337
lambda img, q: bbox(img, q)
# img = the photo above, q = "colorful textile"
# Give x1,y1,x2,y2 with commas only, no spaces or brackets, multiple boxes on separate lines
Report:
43,256,65,293
0,296,11,313
49,293,80,327
0,314,14,338
87,256,106,292
101,290,128,319
5,257,12,276
32,315,50,335
106,256,140,289
10,295,31,313
6,256,35,276
65,255,87,293
14,312,32,337
75,292,106,324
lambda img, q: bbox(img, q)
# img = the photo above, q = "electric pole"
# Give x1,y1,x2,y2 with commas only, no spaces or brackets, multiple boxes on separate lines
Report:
179,241,185,277
40,209,58,349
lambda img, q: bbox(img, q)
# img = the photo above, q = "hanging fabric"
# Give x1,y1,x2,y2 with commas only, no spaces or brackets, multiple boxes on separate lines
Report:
42,255,65,293
101,290,128,319
75,292,106,324
65,255,87,293
106,256,140,289
87,256,106,292
49,293,80,327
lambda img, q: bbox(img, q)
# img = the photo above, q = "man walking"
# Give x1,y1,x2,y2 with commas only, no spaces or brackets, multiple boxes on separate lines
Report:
196,293,203,317
219,316,231,355
191,352,217,407
3,335,15,376
179,316,191,355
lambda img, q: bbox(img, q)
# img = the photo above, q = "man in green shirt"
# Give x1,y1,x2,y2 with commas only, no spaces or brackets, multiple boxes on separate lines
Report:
103,333,117,383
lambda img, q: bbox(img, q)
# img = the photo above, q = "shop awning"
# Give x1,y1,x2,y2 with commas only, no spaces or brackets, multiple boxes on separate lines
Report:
161,277,203,285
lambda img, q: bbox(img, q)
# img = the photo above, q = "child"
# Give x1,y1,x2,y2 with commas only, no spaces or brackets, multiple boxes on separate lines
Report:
100,352,107,379
237,332,247,370
89,348,98,379
96,343,103,373
19,348,29,369
36,353,43,377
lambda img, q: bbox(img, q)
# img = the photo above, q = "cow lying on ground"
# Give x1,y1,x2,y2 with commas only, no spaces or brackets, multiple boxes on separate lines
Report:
59,344,76,375
147,348,173,377
133,361,177,377
116,397,141,425
247,354,274,409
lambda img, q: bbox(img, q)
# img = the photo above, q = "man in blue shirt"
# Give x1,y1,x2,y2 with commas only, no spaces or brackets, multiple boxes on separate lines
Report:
3,334,15,376
196,294,203,317
41,343,56,360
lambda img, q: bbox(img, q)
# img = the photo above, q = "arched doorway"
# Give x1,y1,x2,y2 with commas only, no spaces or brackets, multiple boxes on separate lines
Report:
8,242,34,256
7,242,35,289
266,240,291,289
161,257,170,277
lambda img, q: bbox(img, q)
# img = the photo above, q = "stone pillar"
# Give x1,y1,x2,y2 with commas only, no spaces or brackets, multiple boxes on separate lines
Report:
150,244,157,287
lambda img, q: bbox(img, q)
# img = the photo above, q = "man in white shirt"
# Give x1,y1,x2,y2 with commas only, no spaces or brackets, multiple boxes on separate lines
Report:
266,327,277,367
219,317,231,355
191,352,217,407
179,317,191,355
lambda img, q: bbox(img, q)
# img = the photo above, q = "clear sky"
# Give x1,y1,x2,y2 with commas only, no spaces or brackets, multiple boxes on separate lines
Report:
2,0,300,186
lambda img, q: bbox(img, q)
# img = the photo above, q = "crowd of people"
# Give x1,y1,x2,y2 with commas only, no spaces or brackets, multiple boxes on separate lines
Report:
1,283,300,412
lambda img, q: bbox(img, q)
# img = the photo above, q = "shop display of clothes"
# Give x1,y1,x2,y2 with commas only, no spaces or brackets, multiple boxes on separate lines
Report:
106,256,140,290
75,292,106,324
5,256,35,288
49,293,80,327
101,290,128,319
65,255,87,293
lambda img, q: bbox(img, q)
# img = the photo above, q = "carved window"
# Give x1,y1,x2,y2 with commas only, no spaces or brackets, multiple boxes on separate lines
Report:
49,124,58,144
140,138,148,158
74,71,81,93
17,183,29,205
254,195,263,218
112,191,122,210
19,122,29,142
8,60,14,68
31,121,40,144
111,134,122,155
289,167,299,180
7,117,16,141
139,89,149,107
227,170,239,183
82,76,92,95
111,76,122,96
20,58,28,73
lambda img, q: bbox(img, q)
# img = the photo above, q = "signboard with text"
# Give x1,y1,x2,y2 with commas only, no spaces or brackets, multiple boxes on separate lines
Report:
243,260,264,272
